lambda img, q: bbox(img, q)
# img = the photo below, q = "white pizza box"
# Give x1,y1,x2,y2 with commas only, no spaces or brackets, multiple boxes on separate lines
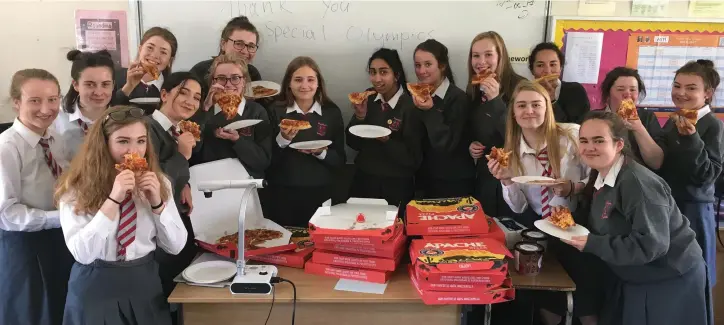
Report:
308,198,402,247
493,217,528,249
188,158,292,258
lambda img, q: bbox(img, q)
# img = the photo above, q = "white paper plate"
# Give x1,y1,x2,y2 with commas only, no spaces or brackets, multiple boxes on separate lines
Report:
129,97,160,104
182,260,237,284
511,176,565,186
289,140,332,150
223,119,263,130
349,125,392,139
245,81,281,99
534,219,590,241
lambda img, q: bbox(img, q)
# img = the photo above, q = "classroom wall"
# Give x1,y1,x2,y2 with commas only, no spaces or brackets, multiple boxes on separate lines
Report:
551,0,692,18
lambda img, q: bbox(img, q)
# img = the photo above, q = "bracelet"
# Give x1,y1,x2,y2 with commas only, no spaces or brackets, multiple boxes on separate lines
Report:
151,201,164,210
107,196,121,205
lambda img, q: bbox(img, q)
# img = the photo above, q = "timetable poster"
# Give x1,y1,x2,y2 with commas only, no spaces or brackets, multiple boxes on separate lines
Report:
74,10,130,68
625,32,724,110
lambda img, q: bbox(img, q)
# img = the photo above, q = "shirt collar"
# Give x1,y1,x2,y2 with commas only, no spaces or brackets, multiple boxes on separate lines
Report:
151,110,175,131
554,81,562,100
12,118,46,148
214,97,247,117
519,136,547,156
374,87,403,109
141,73,164,90
68,102,93,124
594,155,625,190
286,101,323,116
433,78,451,99
697,105,711,121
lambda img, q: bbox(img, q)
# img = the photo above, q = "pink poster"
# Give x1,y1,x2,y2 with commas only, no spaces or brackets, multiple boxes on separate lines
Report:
74,10,130,68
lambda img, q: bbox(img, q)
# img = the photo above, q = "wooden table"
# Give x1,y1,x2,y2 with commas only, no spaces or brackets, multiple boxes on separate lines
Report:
169,266,461,325
509,257,576,325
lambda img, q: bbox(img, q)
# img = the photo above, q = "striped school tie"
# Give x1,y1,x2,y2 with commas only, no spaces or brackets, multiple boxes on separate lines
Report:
536,148,553,219
76,120,89,135
38,137,62,179
117,195,137,260
381,102,392,112
170,125,180,139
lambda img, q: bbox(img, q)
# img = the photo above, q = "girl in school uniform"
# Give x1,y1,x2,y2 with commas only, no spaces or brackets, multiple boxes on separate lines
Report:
569,110,712,325
55,105,188,325
467,31,526,217
54,49,115,161
658,59,723,287
528,42,590,124
265,56,346,227
346,48,422,207
115,27,178,110
488,80,599,325
0,69,74,325
146,72,202,300
190,53,272,178
412,39,475,198
600,67,664,170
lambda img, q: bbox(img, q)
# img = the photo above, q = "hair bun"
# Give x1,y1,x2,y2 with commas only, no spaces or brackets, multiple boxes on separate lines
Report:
66,49,82,61
234,15,250,23
696,59,715,69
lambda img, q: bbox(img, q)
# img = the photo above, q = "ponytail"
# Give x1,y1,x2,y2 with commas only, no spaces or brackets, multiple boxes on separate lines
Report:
63,49,115,113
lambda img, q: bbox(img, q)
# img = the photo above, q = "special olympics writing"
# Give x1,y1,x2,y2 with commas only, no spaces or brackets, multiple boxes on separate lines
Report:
238,0,293,17
496,0,536,19
322,0,350,18
346,26,435,50
264,22,327,42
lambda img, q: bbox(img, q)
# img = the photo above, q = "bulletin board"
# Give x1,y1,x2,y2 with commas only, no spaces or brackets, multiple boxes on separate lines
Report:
549,16,724,122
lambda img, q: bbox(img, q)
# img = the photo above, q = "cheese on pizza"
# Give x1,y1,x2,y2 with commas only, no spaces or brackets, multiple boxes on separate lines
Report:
548,207,575,230
471,69,496,85
617,98,639,120
214,92,242,120
534,74,559,84
671,108,699,125
485,147,512,168
252,85,278,98
114,152,149,173
216,229,284,249
279,118,312,130
407,83,435,101
178,120,201,141
141,62,160,81
348,90,377,105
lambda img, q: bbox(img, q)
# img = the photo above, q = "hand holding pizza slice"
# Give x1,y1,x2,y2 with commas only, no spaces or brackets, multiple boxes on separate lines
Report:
348,90,377,105
407,83,435,109
471,69,496,85
485,146,512,168
178,120,201,141
114,152,149,174
617,98,639,120
671,108,698,125
214,91,243,120
141,62,160,81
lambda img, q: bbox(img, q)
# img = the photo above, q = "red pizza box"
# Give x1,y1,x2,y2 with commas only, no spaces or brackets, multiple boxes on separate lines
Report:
411,261,509,287
304,261,392,284
309,198,402,247
423,217,506,247
410,237,512,280
312,244,404,271
408,266,515,305
249,247,314,269
406,197,489,236
199,226,312,260
313,227,408,258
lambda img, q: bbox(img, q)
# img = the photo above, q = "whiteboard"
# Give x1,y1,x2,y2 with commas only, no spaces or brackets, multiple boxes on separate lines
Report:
137,0,547,158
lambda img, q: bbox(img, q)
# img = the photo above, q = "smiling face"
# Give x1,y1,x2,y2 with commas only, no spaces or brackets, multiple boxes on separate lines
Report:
579,118,624,171
471,38,499,75
608,76,639,111
513,90,547,130
369,58,397,97
73,66,113,112
414,50,443,85
107,121,148,165
160,79,202,122
213,63,246,96
290,65,318,103
222,29,258,63
14,79,61,134
138,36,173,71
672,73,712,110
532,49,561,79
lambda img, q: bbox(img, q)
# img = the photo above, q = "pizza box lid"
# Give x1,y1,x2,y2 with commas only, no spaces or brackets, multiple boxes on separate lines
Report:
410,237,512,272
308,198,398,237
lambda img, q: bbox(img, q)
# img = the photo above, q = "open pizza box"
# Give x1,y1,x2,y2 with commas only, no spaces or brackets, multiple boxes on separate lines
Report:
188,158,293,259
308,198,402,247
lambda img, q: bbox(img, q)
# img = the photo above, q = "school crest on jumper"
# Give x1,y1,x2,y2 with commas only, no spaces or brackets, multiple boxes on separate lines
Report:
238,126,253,137
388,117,402,132
601,201,612,219
317,122,327,136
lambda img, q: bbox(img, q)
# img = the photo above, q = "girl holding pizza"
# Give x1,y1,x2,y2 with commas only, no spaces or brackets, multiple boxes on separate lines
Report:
56,105,187,325
346,48,422,208
487,80,599,325
599,67,664,170
411,39,475,198
264,56,346,227
54,49,115,161
190,53,272,179
657,59,722,287
467,31,525,218
0,69,74,325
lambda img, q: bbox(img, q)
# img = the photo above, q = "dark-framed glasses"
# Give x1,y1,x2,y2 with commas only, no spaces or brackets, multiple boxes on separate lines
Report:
103,107,145,125
213,75,244,85
227,38,258,53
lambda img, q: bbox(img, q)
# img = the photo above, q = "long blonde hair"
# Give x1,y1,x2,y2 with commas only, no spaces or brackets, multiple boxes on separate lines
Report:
466,31,524,103
504,80,576,177
55,106,170,215
207,53,251,96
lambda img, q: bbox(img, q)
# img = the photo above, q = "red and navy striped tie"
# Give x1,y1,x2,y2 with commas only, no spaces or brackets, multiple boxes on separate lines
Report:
537,148,553,219
38,137,62,179
77,120,89,135
117,195,137,260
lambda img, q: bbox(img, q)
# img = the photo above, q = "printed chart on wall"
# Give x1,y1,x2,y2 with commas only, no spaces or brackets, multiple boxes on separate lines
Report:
626,33,724,110
75,10,130,68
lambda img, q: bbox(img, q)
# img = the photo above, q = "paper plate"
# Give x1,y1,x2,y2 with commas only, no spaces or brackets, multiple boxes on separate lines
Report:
245,81,281,99
182,260,237,284
290,140,332,150
349,124,392,139
223,119,263,130
511,176,565,186
129,97,161,104
534,219,590,241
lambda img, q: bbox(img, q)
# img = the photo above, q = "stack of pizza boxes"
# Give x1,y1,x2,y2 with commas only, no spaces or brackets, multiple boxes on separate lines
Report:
305,198,408,284
248,226,315,269
405,196,515,305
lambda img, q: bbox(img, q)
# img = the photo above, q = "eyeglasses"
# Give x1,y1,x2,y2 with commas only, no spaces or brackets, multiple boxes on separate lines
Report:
103,107,145,126
226,38,258,53
213,75,244,86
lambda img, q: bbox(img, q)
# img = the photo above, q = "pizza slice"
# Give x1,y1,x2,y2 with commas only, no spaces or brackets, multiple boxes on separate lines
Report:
548,206,576,230
279,118,312,131
485,146,512,168
178,120,201,141
348,90,378,105
471,69,496,85
214,92,242,120
141,62,160,81
534,74,560,84
114,152,149,173
617,98,639,120
671,108,699,125
407,83,435,102
252,85,278,98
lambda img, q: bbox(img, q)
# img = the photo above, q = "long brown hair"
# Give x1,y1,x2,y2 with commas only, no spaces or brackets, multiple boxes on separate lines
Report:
466,31,524,103
55,106,169,215
277,56,334,108
138,27,178,76
504,80,577,178
208,53,251,96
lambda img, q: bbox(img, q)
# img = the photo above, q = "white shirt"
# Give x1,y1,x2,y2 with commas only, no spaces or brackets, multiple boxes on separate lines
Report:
502,123,590,215
594,155,624,190
141,74,164,91
53,102,94,161
276,101,327,160
214,97,247,117
374,87,403,109
59,177,187,264
0,119,69,231
151,110,179,139
696,105,711,122
433,78,451,99
554,80,562,100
